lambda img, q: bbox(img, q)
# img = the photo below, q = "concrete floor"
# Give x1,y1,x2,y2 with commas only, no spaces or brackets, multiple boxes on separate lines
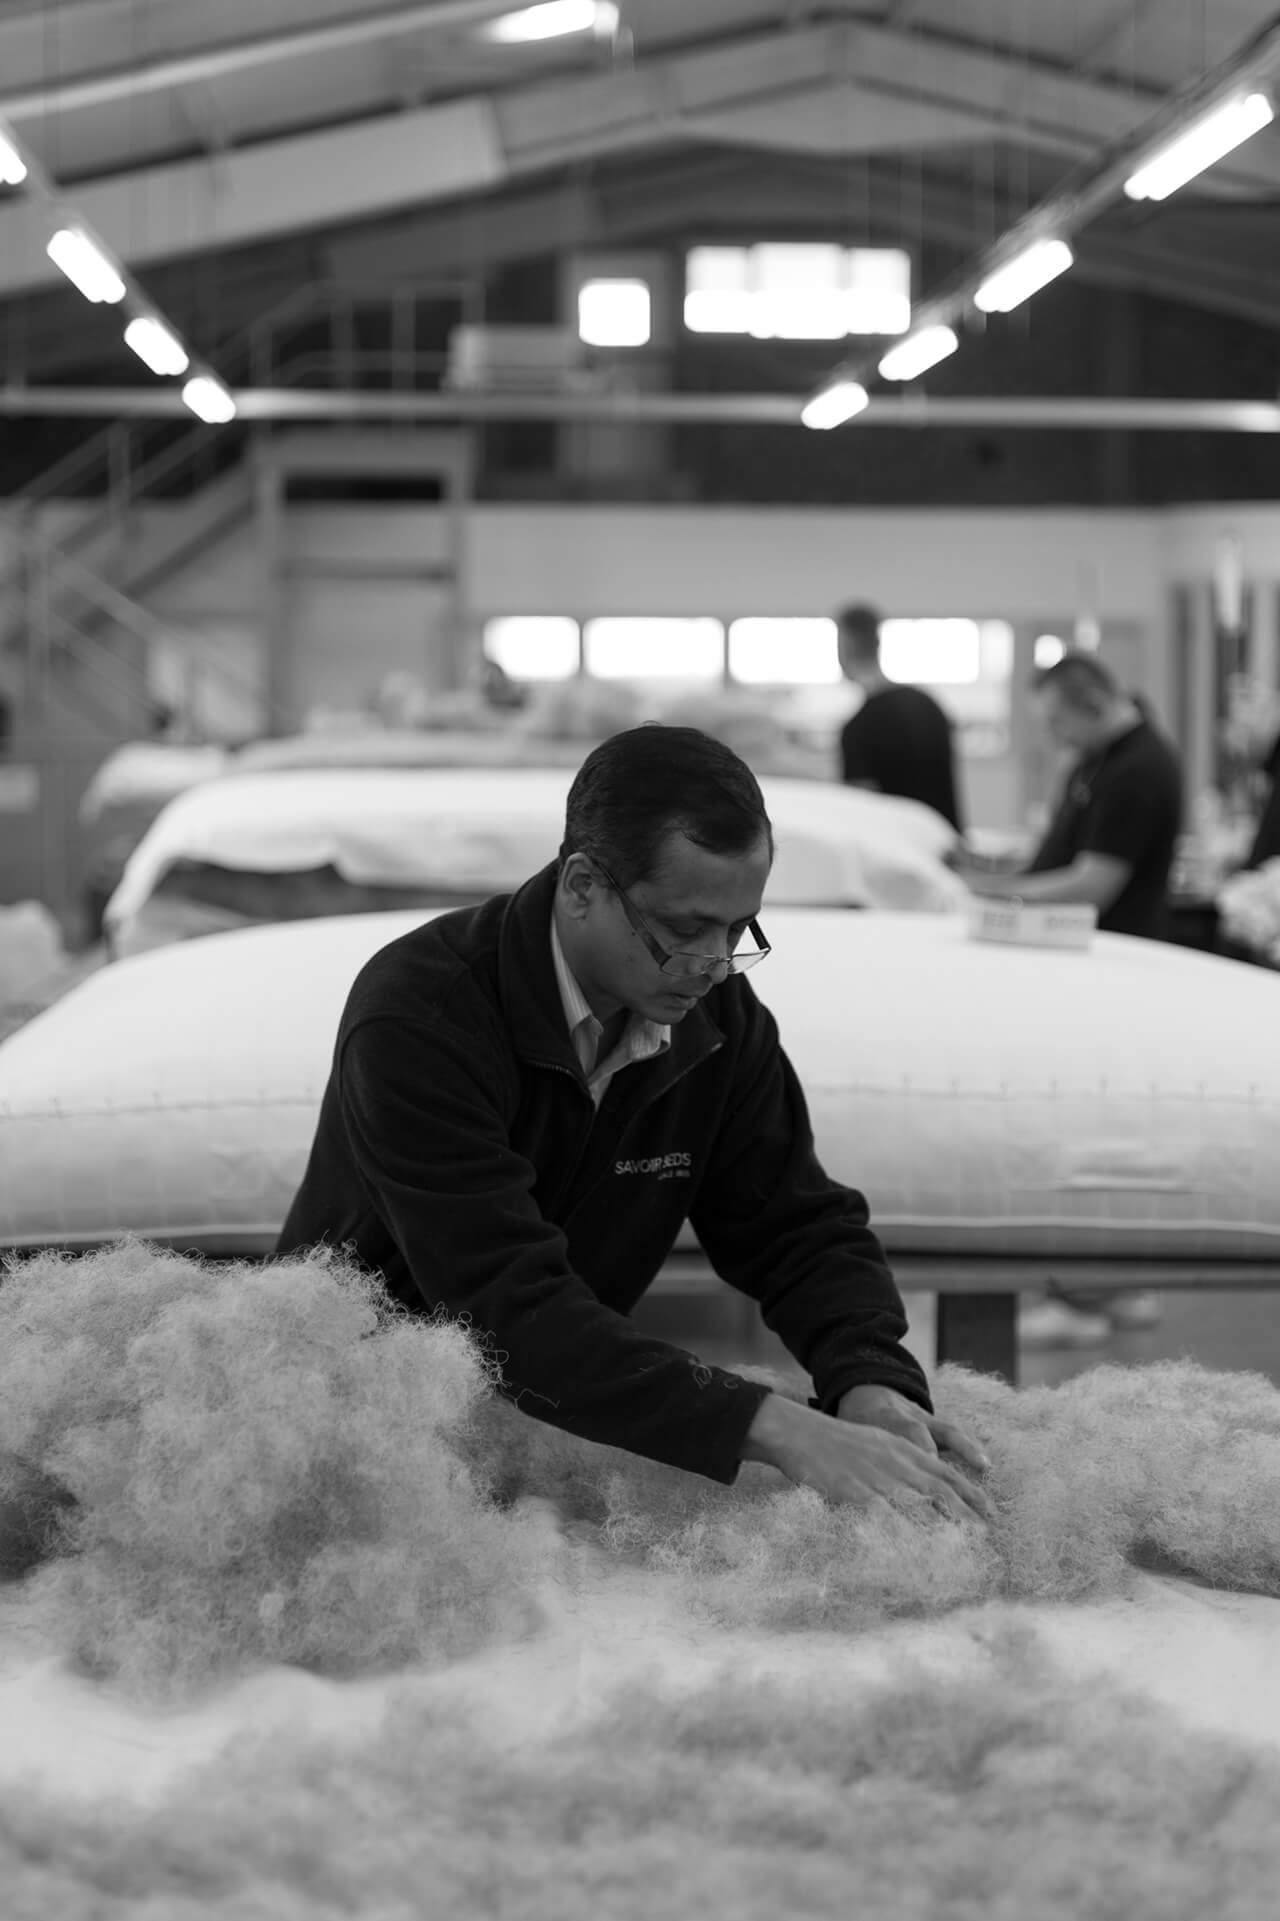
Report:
631,1285,1280,1395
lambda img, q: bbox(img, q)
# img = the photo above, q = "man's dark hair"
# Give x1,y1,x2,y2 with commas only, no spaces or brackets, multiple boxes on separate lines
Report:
836,603,882,667
1032,650,1118,711
559,724,774,889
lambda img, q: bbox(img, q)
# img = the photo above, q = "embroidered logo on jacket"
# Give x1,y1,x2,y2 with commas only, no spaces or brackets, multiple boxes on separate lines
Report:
614,1151,692,1181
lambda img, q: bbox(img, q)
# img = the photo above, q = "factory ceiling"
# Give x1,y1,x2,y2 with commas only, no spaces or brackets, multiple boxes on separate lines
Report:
1,0,1279,384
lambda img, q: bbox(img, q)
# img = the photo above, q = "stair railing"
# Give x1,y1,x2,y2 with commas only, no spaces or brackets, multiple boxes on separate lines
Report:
2,507,266,738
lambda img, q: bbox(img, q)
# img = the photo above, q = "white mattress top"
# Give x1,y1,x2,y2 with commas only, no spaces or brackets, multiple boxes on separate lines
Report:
103,768,965,929
1,908,1277,1258
77,743,231,826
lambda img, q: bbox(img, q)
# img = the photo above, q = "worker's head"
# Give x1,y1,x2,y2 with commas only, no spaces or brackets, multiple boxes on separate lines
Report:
1031,651,1123,754
556,725,774,1024
836,603,883,683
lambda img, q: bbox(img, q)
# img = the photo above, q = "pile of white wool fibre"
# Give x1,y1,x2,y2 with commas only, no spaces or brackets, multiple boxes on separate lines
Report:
0,1238,560,1697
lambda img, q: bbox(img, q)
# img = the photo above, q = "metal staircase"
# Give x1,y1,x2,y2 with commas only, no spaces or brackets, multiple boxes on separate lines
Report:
0,279,472,929
1,278,466,716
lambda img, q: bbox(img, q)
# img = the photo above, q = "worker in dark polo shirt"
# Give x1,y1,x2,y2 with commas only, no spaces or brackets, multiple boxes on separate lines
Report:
837,603,964,831
276,725,993,1522
959,651,1184,1348
962,650,1184,942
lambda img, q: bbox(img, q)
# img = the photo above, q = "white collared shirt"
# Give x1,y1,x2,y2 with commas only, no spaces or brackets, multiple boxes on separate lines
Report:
550,912,670,1108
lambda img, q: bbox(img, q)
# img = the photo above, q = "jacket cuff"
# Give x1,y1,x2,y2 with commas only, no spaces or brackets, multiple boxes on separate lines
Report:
709,1377,776,1485
808,1359,934,1420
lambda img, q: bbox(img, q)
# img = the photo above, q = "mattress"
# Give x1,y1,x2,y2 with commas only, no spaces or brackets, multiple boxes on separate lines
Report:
0,907,1276,1259
102,768,964,956
76,743,231,827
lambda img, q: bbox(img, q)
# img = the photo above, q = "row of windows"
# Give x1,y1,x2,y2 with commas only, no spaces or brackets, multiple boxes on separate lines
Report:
484,616,1023,686
576,245,913,346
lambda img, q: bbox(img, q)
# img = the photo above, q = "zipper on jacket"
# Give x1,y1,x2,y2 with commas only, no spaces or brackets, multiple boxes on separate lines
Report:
524,1055,598,1213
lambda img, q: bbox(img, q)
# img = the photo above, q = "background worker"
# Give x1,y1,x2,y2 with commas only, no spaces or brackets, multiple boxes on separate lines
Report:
958,650,1185,1346
837,602,964,832
960,650,1184,943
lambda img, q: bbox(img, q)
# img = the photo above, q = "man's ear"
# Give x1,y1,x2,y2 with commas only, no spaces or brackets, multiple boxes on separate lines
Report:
559,854,595,922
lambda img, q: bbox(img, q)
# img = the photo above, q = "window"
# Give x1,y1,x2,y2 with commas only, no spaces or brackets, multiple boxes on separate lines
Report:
981,621,1016,679
880,619,984,685
728,617,841,685
683,247,750,335
684,245,911,339
846,248,912,335
484,616,580,680
577,278,651,347
583,617,724,681
750,245,848,341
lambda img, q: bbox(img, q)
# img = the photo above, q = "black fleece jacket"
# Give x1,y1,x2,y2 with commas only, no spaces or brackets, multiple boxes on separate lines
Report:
275,863,932,1483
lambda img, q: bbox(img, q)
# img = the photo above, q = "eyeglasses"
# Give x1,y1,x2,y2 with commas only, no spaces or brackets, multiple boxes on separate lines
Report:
592,859,771,978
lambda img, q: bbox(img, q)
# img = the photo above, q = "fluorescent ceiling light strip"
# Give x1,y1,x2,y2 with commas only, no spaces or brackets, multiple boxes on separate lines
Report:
974,239,1073,314
878,325,959,382
46,227,127,304
800,380,869,430
124,316,190,377
182,374,237,424
1124,92,1274,201
0,126,27,185
485,0,601,41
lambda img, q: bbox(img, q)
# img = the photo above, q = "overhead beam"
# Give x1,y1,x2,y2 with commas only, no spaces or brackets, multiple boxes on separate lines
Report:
0,96,508,299
4,386,1280,431
837,20,1280,197
0,0,524,121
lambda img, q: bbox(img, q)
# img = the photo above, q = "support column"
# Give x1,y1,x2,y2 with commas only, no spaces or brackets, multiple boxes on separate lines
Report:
254,440,290,736
445,430,478,693
1188,583,1216,805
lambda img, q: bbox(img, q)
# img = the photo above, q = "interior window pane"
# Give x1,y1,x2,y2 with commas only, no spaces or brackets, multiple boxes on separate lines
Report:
728,617,841,684
846,247,912,334
583,617,725,681
880,618,982,685
484,616,580,680
751,244,848,339
578,278,651,347
684,247,750,333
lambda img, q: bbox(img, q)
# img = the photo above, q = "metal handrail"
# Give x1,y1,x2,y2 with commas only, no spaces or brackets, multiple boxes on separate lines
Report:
4,508,263,724
266,348,450,386
51,418,248,565
7,510,215,648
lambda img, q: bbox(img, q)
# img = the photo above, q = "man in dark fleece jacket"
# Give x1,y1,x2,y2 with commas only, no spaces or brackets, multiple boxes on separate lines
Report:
276,726,993,1521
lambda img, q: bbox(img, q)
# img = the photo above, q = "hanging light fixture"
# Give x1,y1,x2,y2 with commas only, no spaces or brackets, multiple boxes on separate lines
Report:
485,0,612,41
46,227,127,303
124,316,191,377
1124,92,1274,201
974,239,1073,314
800,379,869,430
878,325,959,382
182,374,237,423
0,124,27,186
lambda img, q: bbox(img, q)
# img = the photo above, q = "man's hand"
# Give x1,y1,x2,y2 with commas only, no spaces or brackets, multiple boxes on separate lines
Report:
837,1383,992,1478
742,1392,996,1524
963,868,1020,898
